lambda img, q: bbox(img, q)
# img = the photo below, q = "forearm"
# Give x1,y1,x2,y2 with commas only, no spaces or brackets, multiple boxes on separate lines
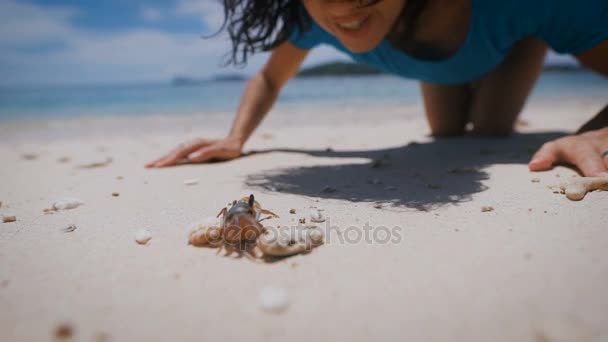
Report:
576,104,608,134
228,72,280,146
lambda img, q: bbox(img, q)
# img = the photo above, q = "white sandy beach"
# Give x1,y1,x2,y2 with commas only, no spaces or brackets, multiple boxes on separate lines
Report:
1,95,607,341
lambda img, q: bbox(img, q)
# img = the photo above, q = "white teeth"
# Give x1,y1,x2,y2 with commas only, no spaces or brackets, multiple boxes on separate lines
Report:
337,18,366,30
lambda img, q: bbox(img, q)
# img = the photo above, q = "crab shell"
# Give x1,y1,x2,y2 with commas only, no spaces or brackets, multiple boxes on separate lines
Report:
223,200,265,242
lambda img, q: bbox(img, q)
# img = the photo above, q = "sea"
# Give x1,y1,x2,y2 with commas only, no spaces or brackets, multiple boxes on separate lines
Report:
0,72,607,121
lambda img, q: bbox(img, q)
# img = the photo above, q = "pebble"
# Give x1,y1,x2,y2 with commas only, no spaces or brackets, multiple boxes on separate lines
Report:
259,286,289,313
481,206,495,212
112,192,119,197
289,209,296,214
54,323,73,340
183,179,199,186
134,229,152,245
2,215,16,223
531,178,540,183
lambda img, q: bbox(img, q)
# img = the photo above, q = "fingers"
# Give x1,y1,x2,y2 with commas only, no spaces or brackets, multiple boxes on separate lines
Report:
528,139,608,177
569,146,608,177
528,142,560,171
146,139,210,168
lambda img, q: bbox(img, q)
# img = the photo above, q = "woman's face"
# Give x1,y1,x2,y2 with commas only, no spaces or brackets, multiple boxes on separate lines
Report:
301,0,407,53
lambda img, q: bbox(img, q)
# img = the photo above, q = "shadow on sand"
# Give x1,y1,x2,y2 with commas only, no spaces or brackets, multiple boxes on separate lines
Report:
244,132,569,211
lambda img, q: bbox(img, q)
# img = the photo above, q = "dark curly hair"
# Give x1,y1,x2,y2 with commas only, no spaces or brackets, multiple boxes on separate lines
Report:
214,0,428,66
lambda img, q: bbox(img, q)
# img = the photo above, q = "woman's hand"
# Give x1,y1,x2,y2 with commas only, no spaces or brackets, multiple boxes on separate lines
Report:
146,137,243,168
529,127,608,176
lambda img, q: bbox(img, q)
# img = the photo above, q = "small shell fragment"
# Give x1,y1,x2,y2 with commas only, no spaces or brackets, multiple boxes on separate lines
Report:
52,199,85,211
189,225,223,247
531,178,541,183
78,157,112,169
309,207,325,223
63,224,77,233
259,286,289,313
481,206,495,212
183,179,199,186
2,215,16,223
135,229,152,245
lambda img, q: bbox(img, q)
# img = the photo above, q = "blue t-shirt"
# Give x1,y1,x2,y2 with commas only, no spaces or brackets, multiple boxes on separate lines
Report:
289,0,608,84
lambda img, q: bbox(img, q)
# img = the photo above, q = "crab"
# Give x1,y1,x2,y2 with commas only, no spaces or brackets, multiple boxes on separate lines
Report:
189,194,325,259
189,194,279,256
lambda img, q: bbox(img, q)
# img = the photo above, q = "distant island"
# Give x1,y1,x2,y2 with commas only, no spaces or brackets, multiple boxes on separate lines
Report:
171,73,247,86
297,62,383,77
172,61,582,86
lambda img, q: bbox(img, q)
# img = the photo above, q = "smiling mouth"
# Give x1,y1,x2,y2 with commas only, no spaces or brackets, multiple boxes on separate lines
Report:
336,15,370,31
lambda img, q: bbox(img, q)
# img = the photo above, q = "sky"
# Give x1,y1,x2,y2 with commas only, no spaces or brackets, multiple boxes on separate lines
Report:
0,0,577,86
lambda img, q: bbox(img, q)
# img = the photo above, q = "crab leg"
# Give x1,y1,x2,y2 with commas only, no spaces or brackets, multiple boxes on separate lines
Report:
260,209,279,218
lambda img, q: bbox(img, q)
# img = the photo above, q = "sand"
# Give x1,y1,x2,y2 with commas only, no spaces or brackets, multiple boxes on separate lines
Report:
1,97,608,342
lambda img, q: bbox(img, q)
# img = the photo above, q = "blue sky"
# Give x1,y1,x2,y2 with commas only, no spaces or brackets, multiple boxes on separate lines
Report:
0,0,575,86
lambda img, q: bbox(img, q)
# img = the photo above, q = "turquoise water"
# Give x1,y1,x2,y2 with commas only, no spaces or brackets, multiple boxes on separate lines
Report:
0,72,606,121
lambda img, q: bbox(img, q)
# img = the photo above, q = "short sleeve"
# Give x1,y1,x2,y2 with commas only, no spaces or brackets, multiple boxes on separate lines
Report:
288,21,324,50
537,0,608,54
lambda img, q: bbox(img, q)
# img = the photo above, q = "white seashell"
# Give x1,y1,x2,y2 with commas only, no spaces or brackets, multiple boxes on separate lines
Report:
183,179,199,186
259,286,289,313
52,198,85,211
309,207,325,223
305,227,324,245
134,229,152,245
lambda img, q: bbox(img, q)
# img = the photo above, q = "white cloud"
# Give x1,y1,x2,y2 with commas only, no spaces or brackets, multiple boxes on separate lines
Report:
0,0,348,85
141,7,162,21
175,0,225,33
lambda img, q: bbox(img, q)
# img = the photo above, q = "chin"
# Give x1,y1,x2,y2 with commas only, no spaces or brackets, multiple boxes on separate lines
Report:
341,41,379,53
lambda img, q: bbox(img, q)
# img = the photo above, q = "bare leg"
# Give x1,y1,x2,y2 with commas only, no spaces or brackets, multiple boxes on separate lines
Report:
420,82,471,137
420,37,548,136
469,37,548,135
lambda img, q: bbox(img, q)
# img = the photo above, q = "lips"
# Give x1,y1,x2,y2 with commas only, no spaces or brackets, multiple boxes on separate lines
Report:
336,16,369,30
332,14,372,39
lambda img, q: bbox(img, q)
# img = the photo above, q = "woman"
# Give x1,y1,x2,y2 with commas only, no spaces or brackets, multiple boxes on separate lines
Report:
146,0,608,176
